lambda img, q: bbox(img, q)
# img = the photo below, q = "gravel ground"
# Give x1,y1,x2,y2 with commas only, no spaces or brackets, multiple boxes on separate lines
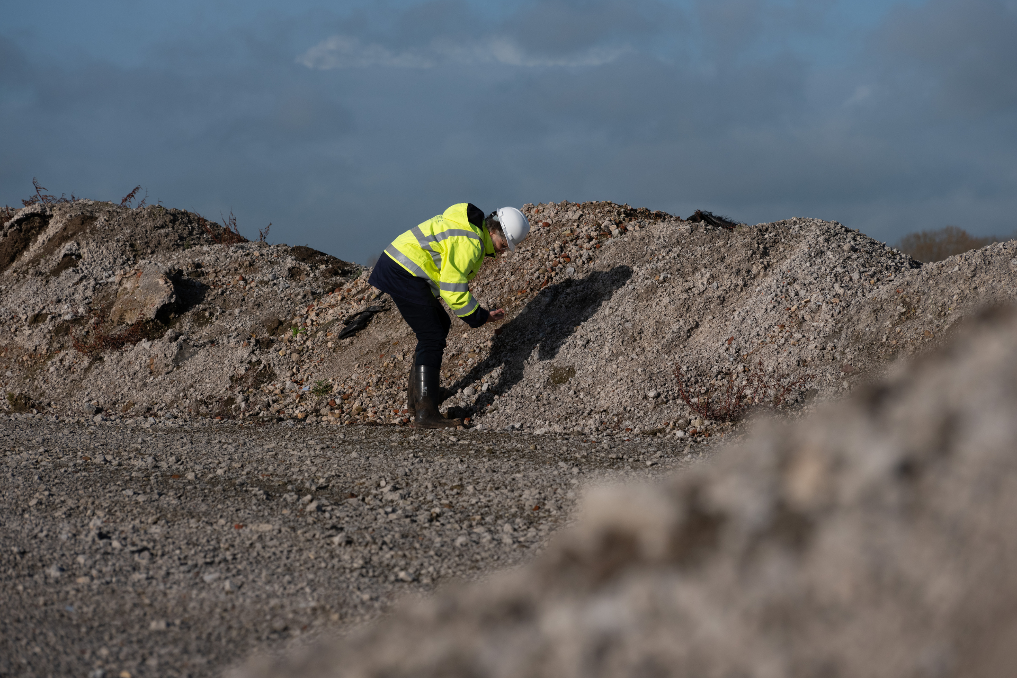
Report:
0,414,707,677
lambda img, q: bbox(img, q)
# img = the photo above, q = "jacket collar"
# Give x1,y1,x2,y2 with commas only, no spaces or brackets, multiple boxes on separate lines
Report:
442,203,496,256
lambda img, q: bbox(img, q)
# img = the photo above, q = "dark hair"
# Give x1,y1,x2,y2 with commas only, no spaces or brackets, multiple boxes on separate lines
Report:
486,211,505,239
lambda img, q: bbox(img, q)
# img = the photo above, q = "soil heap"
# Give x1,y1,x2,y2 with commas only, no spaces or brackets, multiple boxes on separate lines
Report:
2,200,1016,438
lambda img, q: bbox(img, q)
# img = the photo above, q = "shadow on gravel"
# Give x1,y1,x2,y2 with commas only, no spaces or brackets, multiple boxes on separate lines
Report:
447,265,633,418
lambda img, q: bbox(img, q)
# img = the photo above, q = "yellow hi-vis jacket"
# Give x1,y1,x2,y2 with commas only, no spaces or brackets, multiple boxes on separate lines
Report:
383,203,496,318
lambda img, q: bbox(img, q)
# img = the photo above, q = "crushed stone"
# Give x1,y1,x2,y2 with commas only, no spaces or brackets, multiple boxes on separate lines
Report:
0,411,696,677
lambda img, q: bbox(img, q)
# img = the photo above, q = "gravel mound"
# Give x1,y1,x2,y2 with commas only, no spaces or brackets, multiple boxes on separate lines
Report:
3,200,1015,438
4,198,1017,677
234,306,1017,678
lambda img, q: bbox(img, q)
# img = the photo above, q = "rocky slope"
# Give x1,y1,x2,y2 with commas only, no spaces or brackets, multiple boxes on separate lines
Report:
2,199,1016,439
235,306,1017,678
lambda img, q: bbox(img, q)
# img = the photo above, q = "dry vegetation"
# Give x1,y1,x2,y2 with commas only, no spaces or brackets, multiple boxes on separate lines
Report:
897,225,1013,263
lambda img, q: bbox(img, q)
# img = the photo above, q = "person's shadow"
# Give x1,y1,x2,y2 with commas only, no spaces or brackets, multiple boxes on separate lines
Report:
445,265,633,420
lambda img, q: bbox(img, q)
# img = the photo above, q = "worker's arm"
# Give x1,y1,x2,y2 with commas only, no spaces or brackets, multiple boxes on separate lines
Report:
438,238,490,324
459,305,490,328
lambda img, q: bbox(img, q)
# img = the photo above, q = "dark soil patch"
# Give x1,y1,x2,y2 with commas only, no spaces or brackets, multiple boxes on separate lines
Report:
290,245,332,267
72,317,167,357
0,214,51,274
5,392,35,413
210,395,237,419
31,214,96,269
188,310,212,328
550,365,576,385
232,362,277,390
261,317,285,336
49,254,81,277
290,245,357,278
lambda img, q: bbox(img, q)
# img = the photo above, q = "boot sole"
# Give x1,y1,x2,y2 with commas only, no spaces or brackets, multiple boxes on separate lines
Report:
411,419,462,429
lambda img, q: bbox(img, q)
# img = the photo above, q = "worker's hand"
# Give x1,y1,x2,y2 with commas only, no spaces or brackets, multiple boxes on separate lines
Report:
487,308,506,323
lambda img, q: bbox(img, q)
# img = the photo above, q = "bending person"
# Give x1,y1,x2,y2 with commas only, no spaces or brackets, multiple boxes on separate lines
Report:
368,203,530,428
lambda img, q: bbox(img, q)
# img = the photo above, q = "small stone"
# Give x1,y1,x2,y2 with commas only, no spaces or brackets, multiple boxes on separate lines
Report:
149,620,167,631
463,386,476,398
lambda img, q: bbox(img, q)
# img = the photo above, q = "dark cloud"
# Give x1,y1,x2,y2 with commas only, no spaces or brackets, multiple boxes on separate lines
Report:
3,0,1016,265
876,0,1017,119
503,0,680,58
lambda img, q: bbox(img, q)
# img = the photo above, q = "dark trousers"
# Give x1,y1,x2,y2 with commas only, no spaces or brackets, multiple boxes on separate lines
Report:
391,289,450,370
369,255,450,369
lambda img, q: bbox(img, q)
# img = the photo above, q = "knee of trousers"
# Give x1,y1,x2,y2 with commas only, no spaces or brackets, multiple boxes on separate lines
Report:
414,345,445,369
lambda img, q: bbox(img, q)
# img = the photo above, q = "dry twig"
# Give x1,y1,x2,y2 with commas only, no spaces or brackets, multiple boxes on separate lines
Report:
120,185,148,209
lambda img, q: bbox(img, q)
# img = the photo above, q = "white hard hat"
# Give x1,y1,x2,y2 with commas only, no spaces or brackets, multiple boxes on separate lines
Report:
496,206,530,251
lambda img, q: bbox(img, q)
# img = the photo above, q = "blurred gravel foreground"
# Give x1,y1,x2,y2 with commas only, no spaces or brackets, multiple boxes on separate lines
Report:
3,199,1017,677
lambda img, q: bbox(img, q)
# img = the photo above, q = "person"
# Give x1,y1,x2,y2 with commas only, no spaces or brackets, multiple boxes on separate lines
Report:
368,203,530,428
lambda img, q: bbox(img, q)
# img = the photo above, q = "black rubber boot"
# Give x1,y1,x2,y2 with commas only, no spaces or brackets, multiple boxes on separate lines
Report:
406,362,417,416
412,365,460,429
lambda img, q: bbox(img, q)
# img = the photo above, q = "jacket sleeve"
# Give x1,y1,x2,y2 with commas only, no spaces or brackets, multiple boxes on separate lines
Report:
460,306,490,328
437,238,484,318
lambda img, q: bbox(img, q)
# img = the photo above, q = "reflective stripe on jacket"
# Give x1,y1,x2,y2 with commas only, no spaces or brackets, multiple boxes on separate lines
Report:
383,203,495,318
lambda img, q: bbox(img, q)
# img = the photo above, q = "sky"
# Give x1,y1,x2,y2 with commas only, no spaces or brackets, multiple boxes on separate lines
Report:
2,0,1016,264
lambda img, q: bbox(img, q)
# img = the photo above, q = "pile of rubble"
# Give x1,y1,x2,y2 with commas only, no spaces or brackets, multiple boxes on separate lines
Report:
2,199,1016,438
